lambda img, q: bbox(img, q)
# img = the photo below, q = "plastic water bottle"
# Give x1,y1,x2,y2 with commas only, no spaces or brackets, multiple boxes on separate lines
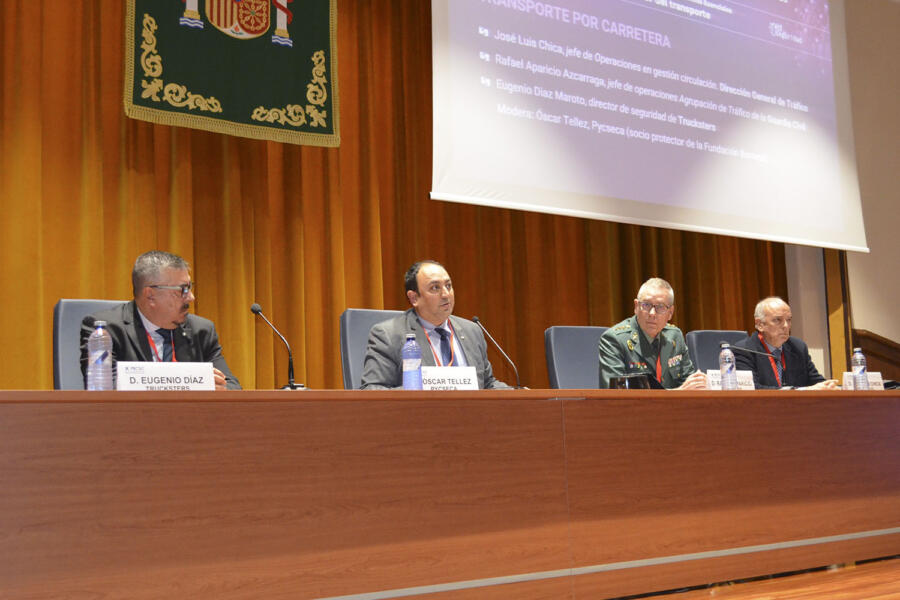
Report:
851,347,868,390
719,342,738,390
401,333,423,390
86,320,114,391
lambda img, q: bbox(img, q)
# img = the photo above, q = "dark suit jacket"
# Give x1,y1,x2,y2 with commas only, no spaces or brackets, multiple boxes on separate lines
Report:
360,309,510,390
733,334,824,389
80,301,241,390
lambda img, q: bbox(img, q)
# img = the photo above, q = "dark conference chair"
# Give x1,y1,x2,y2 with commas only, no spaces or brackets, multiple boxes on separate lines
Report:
53,298,127,390
544,325,609,389
339,308,404,390
685,329,748,373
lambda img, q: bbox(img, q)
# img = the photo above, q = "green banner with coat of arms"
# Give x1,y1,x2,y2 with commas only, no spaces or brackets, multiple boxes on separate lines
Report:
125,0,338,147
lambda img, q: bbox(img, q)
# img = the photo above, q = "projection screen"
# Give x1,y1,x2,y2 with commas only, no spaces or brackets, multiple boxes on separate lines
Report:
431,0,868,251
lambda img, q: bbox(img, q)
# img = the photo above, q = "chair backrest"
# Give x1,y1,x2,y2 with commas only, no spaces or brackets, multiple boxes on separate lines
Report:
339,308,405,390
544,325,609,389
685,329,748,373
53,299,127,390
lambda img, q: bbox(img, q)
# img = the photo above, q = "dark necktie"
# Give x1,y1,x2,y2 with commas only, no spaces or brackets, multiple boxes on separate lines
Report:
650,338,661,381
772,347,783,384
436,327,453,366
155,328,174,362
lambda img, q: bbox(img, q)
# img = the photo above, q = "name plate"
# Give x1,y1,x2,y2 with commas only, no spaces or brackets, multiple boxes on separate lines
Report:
117,361,215,391
421,366,478,390
705,369,756,390
840,372,885,390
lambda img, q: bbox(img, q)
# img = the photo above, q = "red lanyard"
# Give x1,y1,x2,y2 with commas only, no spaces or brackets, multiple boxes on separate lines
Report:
422,323,457,366
146,330,177,362
757,333,785,386
656,354,662,383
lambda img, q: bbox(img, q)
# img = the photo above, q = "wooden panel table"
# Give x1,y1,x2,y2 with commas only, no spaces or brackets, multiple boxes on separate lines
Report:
1,390,898,599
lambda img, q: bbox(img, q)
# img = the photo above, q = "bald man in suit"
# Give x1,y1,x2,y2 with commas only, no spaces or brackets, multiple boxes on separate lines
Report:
360,260,509,390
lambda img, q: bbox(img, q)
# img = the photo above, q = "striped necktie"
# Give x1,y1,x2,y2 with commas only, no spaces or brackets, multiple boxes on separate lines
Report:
435,327,453,366
772,346,783,384
155,328,174,362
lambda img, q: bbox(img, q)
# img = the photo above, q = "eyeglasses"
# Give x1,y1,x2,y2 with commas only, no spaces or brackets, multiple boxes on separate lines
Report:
637,300,671,313
149,282,195,297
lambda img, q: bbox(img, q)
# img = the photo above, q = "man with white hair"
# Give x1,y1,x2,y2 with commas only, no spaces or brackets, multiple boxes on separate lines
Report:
598,277,707,389
733,296,838,390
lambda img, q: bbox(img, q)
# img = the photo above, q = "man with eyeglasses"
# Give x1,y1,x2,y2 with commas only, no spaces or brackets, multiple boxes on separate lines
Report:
733,297,837,390
79,250,241,390
598,277,707,389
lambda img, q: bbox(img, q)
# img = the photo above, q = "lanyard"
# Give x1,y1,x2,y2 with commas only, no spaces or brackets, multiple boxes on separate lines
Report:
422,322,457,366
146,330,177,362
757,333,785,386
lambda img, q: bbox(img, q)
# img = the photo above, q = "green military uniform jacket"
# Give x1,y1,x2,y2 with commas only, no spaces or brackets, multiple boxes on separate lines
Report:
598,315,695,389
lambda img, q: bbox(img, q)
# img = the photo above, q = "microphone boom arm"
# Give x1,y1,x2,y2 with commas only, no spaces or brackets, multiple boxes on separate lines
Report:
726,343,774,358
251,303,304,390
472,316,522,389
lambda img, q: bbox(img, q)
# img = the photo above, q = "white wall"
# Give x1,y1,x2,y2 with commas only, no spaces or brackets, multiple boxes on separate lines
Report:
785,0,900,377
785,246,831,377
786,0,900,366
844,0,900,343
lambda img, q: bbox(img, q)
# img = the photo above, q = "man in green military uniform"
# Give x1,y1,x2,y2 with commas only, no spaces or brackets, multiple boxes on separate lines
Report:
599,277,708,389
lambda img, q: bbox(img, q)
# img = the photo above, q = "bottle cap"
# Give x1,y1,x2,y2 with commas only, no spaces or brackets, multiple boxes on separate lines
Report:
94,320,107,328
852,347,862,353
405,333,415,340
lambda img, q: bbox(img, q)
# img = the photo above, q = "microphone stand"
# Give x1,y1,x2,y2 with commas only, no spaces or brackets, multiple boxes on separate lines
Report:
251,304,305,390
726,343,774,358
472,316,523,389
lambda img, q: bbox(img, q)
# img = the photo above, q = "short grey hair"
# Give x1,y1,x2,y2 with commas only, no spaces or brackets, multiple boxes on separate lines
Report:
132,251,190,296
637,277,675,305
754,296,789,321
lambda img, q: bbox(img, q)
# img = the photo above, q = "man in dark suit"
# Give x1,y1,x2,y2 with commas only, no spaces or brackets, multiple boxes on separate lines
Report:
734,297,837,390
360,260,510,390
80,251,241,390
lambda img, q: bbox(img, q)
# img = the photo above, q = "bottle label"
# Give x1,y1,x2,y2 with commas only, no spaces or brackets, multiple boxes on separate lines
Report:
720,358,737,389
402,365,423,390
853,365,866,376
91,350,110,365
402,358,421,371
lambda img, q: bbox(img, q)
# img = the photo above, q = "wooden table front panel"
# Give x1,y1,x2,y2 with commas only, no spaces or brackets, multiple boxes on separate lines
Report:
562,392,900,597
0,392,572,599
1,390,898,599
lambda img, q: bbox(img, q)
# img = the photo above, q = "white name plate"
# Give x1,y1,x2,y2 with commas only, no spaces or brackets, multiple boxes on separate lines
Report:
705,369,756,390
421,366,478,390
117,361,215,391
840,372,885,390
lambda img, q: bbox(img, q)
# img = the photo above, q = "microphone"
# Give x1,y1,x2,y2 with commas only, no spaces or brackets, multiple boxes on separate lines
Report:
472,316,522,389
251,303,304,390
725,342,774,358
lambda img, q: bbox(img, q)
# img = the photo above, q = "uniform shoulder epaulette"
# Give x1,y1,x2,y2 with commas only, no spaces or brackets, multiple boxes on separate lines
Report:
612,322,632,333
